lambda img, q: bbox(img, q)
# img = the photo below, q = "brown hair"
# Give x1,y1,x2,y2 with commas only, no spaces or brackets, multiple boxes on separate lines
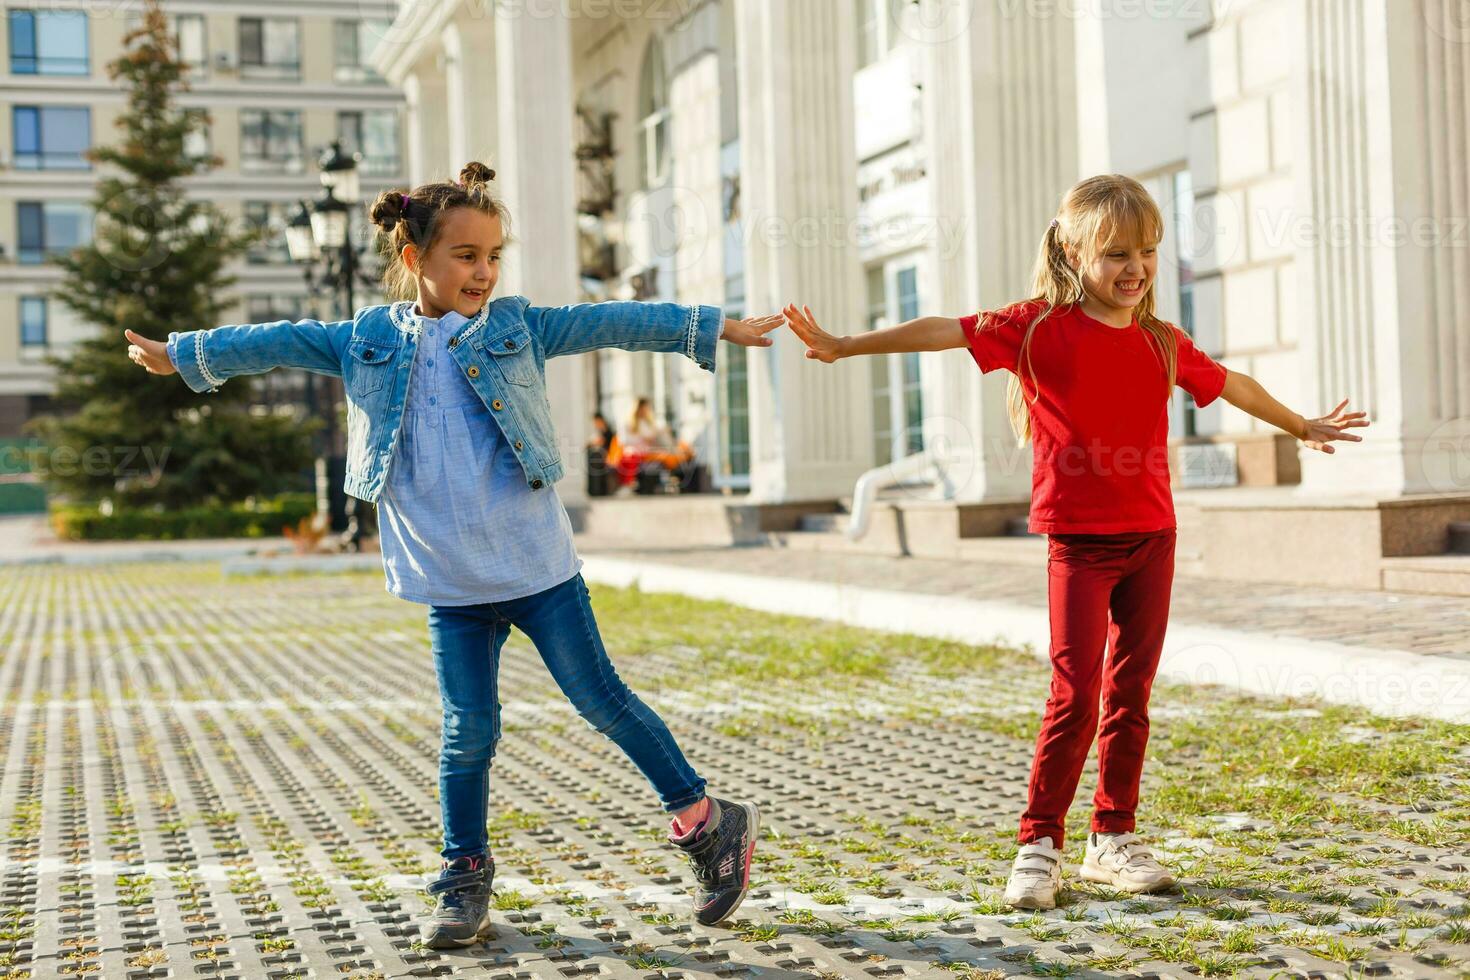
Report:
984,173,1178,445
368,161,513,301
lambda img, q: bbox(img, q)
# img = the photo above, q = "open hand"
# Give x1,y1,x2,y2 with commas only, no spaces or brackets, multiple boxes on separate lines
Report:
782,304,848,363
720,313,783,348
1300,398,1370,453
124,329,176,376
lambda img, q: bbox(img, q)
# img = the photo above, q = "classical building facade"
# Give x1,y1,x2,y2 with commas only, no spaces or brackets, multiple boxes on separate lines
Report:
370,0,1469,527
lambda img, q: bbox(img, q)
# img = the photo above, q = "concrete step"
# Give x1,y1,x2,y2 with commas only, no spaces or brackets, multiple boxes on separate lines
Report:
799,512,848,534
953,535,1049,567
1380,554,1470,597
1005,516,1041,538
762,529,904,557
1449,521,1470,555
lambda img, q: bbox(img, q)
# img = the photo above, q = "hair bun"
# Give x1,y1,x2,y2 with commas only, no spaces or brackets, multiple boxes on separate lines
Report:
458,161,497,187
369,189,410,232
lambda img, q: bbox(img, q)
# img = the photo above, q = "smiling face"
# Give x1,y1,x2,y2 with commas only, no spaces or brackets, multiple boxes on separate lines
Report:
1069,237,1159,320
401,207,504,319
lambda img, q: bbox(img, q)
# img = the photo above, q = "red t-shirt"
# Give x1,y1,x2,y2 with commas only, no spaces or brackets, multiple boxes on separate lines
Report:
959,300,1228,535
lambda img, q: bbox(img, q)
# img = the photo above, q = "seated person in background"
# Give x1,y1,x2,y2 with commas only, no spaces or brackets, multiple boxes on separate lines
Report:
589,411,616,451
617,397,696,489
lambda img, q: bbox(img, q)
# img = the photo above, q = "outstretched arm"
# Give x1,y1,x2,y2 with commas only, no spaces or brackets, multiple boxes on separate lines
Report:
526,300,781,372
126,318,353,394
782,304,966,362
1219,370,1370,454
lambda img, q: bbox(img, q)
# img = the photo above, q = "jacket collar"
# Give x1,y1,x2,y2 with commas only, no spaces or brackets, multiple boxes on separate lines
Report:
389,298,492,341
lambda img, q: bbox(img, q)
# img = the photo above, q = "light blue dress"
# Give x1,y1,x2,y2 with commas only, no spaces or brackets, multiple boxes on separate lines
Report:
376,309,581,606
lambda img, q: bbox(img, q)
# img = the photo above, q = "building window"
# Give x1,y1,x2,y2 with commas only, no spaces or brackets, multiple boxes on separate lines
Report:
868,261,925,464
895,265,924,455
855,0,905,69
182,108,210,162
337,109,400,176
333,19,389,83
16,201,92,264
8,9,88,75
637,38,669,189
239,110,303,172
20,297,47,346
239,17,299,79
1172,168,1198,437
242,201,293,264
125,11,206,73
176,14,207,71
12,106,90,169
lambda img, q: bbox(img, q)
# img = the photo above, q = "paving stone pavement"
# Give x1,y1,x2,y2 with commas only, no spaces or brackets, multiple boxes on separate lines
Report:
0,561,1466,980
573,538,1470,663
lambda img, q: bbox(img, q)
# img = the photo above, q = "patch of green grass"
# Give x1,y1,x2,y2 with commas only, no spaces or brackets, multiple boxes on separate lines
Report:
493,889,536,912
733,921,780,942
1191,951,1248,977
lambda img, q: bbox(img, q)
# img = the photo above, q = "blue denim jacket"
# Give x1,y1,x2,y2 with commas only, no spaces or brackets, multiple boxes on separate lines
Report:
166,296,723,502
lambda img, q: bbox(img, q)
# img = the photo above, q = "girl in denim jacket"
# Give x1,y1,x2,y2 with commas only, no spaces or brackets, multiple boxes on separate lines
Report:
125,161,774,943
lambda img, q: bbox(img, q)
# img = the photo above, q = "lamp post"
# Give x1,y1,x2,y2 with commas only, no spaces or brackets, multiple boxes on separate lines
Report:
286,139,380,548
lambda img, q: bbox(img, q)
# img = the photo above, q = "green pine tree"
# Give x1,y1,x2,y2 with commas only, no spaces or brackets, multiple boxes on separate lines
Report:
26,0,316,510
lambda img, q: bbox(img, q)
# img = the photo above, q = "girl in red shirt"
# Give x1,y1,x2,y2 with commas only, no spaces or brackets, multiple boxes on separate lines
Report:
782,174,1369,909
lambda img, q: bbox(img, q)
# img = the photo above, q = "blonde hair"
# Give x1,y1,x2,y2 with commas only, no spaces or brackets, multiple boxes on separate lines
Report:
981,174,1178,445
368,161,513,302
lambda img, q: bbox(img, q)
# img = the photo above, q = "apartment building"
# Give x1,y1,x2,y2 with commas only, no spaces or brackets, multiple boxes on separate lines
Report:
0,0,406,437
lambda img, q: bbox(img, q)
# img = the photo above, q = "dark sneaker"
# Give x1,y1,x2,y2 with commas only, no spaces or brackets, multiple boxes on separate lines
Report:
669,797,761,926
420,854,494,948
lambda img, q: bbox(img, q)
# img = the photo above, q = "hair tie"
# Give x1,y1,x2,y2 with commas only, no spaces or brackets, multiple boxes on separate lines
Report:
1049,218,1059,229
400,193,409,207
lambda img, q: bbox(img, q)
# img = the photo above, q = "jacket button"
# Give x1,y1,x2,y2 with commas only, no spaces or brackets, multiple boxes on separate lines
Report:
504,339,516,350
531,479,543,489
467,365,479,379
363,349,374,360
492,399,504,410
514,440,523,450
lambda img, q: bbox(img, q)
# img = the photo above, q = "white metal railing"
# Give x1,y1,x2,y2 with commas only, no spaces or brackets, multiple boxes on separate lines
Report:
845,447,963,540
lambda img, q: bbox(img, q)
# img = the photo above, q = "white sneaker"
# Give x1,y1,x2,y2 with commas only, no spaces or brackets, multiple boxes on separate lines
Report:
1079,832,1175,893
1003,836,1063,909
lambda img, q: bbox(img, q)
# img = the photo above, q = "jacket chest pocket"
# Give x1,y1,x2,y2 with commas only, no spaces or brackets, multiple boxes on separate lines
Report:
346,339,394,396
482,329,538,387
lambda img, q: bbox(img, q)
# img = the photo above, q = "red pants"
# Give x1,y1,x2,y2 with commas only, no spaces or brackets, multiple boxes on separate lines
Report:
1019,528,1176,848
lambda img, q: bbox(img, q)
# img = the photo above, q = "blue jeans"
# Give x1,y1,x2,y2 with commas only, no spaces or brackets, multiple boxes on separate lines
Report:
427,572,707,860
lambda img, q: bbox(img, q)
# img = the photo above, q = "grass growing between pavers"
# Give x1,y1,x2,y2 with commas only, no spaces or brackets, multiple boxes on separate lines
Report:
568,582,1470,976
1,561,1467,979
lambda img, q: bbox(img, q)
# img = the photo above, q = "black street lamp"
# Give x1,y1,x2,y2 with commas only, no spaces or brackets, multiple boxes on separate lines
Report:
286,139,381,549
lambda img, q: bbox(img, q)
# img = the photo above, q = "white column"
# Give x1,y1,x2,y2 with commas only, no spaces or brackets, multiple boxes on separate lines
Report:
669,50,725,457
915,2,1081,502
442,16,501,171
1292,0,1470,498
403,68,448,187
488,5,588,506
735,0,873,503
